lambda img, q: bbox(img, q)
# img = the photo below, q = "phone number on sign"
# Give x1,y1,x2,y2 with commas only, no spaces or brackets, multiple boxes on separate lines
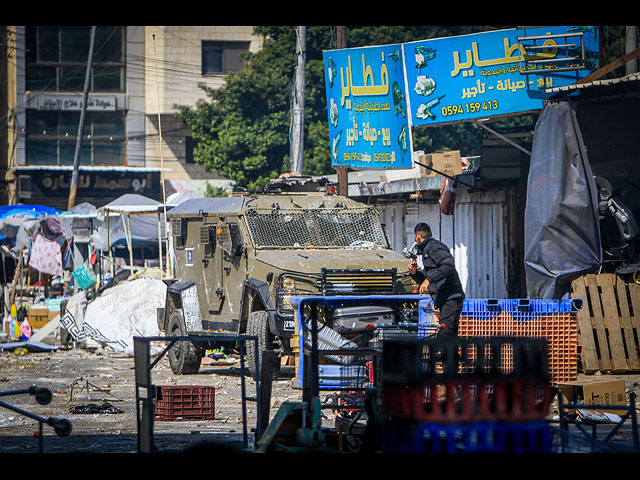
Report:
441,100,499,117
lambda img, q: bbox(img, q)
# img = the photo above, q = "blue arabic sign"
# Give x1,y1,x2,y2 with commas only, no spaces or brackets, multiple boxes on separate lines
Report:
324,26,599,168
323,44,413,169
403,26,599,127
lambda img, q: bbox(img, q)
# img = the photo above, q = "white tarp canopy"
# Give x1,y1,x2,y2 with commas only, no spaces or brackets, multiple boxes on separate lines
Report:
90,194,166,260
166,189,204,207
99,193,163,215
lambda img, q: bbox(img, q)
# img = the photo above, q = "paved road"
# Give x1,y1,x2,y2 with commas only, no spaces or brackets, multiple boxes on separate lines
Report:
0,346,300,453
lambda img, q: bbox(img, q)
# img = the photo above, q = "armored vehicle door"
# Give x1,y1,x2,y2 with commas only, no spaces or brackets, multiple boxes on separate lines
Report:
215,222,245,314
198,221,224,312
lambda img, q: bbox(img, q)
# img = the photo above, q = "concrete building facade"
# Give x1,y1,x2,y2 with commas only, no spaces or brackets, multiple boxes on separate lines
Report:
143,26,263,197
0,26,262,209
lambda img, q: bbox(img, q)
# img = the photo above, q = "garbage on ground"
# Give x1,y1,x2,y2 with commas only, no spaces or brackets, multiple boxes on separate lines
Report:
68,402,124,415
575,409,623,424
69,376,123,403
0,341,59,353
556,379,627,414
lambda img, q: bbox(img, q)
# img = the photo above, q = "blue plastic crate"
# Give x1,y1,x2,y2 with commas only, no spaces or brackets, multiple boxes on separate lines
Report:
461,298,583,320
385,420,552,454
317,364,369,389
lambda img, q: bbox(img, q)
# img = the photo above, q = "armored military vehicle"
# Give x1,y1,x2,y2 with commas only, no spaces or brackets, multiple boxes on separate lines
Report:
158,193,416,376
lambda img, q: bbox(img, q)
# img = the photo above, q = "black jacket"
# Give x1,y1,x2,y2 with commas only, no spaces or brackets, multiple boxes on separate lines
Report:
410,236,464,308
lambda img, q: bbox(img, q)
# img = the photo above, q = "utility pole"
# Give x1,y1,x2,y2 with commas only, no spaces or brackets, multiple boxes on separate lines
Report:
626,26,639,75
68,26,96,211
336,26,349,197
290,26,306,175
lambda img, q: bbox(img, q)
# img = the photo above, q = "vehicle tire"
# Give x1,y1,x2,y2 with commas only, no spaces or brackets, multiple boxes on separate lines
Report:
246,310,280,379
167,309,202,375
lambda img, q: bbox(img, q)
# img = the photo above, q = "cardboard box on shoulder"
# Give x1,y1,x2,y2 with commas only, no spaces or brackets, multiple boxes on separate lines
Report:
417,150,462,178
557,379,627,414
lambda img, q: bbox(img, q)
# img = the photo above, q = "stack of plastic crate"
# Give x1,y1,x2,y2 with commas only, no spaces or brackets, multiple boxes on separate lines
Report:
381,336,554,453
458,299,581,384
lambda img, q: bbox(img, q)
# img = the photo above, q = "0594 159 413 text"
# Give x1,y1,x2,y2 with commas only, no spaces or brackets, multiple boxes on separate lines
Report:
441,99,499,117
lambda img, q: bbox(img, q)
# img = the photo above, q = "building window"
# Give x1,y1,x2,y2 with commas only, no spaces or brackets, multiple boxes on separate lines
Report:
201,40,250,75
25,26,126,93
25,110,126,166
185,136,198,163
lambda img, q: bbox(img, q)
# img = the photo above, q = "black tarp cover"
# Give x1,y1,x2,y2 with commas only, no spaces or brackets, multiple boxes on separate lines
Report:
524,101,602,299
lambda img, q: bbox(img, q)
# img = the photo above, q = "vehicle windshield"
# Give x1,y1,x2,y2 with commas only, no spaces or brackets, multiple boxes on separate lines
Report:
244,207,388,249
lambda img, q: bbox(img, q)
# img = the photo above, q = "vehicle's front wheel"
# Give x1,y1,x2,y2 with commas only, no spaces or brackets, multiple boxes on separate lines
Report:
167,309,202,375
246,310,280,379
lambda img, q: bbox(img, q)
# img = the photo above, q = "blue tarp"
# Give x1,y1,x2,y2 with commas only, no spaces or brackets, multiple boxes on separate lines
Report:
0,204,63,245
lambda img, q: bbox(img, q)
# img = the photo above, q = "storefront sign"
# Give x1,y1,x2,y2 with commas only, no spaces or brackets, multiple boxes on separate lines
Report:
36,95,117,111
324,26,599,169
323,44,413,169
403,26,599,127
16,168,162,200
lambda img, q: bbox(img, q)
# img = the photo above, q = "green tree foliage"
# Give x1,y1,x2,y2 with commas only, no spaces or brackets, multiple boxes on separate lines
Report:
175,26,622,189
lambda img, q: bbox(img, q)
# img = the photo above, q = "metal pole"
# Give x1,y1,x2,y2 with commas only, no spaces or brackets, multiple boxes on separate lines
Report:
475,120,532,157
157,211,163,278
107,211,114,278
290,26,306,175
335,26,349,197
152,33,171,279
626,26,639,75
68,26,96,211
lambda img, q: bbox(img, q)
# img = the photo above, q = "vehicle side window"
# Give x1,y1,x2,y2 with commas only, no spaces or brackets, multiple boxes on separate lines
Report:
202,224,216,257
229,224,243,256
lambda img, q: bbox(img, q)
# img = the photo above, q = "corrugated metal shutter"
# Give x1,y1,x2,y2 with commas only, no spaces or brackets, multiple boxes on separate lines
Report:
453,191,507,299
374,189,508,299
377,203,406,252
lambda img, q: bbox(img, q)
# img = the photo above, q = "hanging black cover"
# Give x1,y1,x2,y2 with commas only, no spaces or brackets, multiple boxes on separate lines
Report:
524,102,602,299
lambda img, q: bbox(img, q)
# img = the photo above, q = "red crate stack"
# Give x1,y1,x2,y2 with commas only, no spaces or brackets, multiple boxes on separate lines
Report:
381,337,553,424
154,385,216,421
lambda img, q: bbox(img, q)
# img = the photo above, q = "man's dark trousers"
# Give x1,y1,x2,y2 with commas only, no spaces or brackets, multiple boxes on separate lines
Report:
436,296,464,338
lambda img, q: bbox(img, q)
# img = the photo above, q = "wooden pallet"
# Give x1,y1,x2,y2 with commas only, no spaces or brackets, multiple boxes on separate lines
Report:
571,273,640,374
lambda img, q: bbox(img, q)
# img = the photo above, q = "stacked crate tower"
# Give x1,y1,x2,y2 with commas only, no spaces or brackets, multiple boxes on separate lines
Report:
381,336,555,453
458,298,581,384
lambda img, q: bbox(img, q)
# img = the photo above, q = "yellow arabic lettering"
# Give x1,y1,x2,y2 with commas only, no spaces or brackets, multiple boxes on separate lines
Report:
381,128,391,147
340,65,350,107
362,122,378,146
453,37,560,77
451,49,473,76
341,54,390,104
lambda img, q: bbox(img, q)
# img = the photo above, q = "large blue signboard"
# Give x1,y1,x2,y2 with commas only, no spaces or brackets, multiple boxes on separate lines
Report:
323,44,413,169
324,26,599,169
403,26,599,128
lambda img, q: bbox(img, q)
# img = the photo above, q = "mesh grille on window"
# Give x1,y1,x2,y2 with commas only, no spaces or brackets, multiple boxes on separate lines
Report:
244,208,386,249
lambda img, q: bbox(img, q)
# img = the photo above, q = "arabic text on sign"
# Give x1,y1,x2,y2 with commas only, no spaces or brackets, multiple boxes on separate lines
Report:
340,53,391,107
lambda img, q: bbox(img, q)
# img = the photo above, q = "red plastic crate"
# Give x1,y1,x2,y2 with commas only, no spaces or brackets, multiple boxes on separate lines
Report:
382,379,553,423
154,385,215,421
